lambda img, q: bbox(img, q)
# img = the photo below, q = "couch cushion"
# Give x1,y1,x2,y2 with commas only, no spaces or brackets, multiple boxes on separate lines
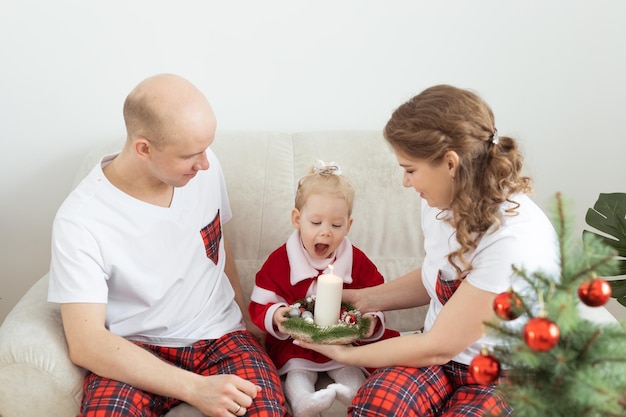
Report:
0,275,85,417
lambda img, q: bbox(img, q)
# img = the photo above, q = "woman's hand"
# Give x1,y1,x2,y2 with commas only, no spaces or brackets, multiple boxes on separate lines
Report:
292,339,354,364
343,288,374,313
344,268,429,313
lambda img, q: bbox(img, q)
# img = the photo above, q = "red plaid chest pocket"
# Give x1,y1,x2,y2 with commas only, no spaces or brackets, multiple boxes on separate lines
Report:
199,210,222,265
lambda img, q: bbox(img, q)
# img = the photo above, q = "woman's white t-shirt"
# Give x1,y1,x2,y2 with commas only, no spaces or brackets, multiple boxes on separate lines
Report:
420,193,560,365
48,149,244,347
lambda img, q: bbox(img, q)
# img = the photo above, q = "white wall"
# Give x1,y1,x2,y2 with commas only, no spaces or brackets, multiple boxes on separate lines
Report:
1,0,625,322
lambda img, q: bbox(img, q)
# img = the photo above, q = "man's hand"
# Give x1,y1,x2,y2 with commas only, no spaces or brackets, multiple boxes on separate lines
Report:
188,374,261,417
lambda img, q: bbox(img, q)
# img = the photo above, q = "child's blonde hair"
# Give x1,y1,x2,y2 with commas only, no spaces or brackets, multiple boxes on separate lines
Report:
295,160,355,216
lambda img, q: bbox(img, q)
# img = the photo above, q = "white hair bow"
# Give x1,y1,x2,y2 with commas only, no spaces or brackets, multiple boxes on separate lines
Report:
314,160,342,176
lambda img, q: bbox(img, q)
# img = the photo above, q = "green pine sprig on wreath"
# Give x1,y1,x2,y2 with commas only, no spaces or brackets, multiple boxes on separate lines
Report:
282,298,371,345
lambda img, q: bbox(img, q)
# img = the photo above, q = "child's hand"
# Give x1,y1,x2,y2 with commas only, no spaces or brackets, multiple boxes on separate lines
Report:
273,306,292,333
363,313,378,339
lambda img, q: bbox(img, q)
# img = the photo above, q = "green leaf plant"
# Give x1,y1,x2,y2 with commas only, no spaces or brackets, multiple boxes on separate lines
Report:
583,192,626,307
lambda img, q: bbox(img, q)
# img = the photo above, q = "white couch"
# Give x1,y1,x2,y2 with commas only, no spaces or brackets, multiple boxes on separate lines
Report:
0,130,617,417
0,131,427,417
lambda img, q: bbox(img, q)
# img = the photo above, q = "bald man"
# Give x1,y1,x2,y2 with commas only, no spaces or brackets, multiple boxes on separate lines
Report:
48,74,289,417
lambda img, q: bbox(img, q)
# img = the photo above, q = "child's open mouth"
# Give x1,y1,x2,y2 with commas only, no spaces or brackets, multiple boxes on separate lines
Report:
314,243,330,256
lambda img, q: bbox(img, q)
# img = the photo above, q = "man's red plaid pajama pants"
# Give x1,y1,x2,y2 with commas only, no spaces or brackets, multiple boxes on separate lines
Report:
79,330,289,417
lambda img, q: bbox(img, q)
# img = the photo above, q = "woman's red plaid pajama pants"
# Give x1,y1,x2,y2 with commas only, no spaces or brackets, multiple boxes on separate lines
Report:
79,330,289,417
348,361,512,416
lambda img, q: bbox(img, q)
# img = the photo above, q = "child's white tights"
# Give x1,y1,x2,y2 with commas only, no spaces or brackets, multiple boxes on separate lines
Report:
284,367,366,417
327,366,366,405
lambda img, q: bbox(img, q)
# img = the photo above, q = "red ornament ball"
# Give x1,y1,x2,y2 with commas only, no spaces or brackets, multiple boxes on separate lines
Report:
343,312,358,325
578,278,612,307
470,351,501,384
523,317,560,351
493,291,524,320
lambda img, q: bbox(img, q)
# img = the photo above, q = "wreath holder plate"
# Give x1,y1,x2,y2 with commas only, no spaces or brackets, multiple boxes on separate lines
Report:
281,298,370,345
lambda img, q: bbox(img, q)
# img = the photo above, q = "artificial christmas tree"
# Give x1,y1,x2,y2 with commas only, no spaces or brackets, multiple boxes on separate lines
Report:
477,193,626,417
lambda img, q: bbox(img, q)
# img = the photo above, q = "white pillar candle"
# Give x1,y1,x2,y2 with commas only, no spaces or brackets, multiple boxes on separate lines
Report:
314,264,343,327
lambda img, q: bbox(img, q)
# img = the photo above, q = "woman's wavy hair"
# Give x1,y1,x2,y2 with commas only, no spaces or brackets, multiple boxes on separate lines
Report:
384,84,532,277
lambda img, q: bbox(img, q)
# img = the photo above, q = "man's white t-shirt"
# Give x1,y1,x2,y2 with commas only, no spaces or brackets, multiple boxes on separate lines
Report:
420,193,560,365
48,149,245,347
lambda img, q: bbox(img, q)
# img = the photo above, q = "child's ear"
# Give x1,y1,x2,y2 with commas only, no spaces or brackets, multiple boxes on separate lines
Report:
347,217,354,232
291,209,301,229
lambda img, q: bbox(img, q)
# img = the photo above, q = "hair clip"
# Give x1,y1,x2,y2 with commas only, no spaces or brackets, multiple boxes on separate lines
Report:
491,129,499,145
314,160,342,176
